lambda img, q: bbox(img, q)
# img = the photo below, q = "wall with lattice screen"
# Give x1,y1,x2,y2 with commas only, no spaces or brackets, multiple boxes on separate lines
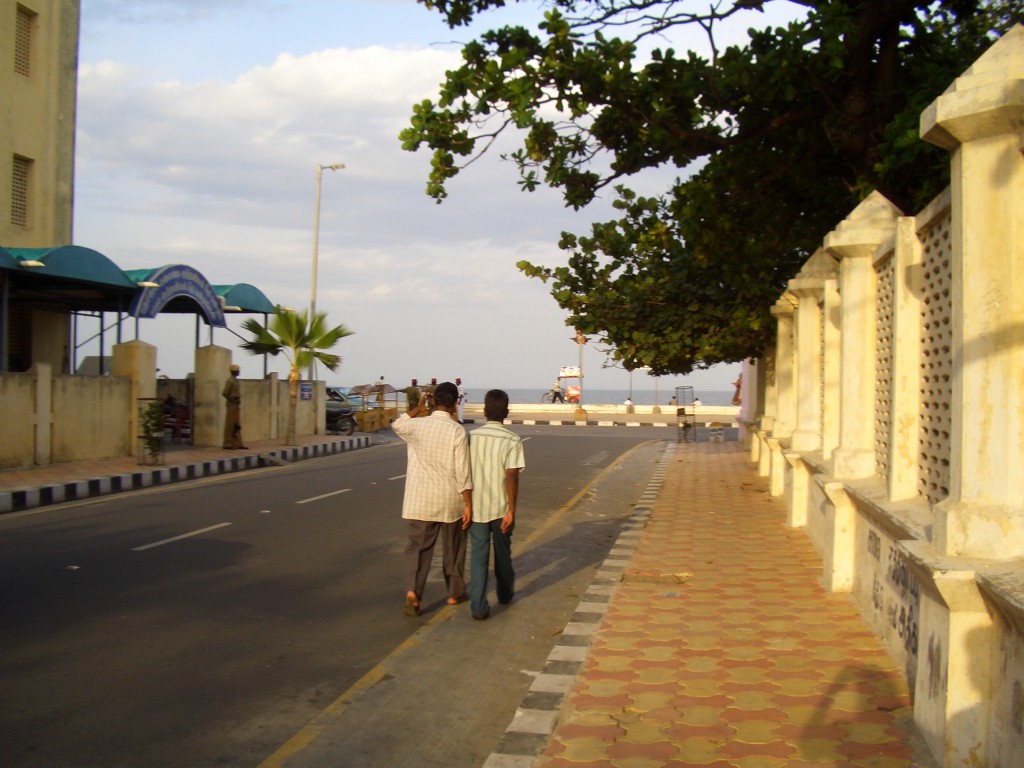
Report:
917,209,953,506
874,252,894,480
819,299,826,446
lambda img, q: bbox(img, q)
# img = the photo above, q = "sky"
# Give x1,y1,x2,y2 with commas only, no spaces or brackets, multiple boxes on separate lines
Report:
72,0,800,394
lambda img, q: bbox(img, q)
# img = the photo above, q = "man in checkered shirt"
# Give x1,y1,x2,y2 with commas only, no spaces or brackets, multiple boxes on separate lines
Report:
392,381,473,616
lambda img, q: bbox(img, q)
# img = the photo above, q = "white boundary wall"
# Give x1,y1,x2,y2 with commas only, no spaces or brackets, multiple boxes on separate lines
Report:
0,341,324,469
748,26,1024,767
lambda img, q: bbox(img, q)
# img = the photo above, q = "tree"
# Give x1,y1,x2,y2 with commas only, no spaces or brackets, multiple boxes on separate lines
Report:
240,310,353,445
402,0,1022,373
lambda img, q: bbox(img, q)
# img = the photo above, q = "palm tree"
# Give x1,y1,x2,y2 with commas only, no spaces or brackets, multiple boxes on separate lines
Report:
240,309,353,445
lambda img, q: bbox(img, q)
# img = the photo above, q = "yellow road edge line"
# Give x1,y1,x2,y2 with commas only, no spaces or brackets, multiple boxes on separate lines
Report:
255,607,451,768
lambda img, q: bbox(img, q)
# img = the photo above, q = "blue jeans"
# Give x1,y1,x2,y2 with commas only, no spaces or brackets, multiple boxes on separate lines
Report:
469,519,514,617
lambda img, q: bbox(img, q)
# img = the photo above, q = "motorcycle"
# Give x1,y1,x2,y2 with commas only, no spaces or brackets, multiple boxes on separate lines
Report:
326,407,357,436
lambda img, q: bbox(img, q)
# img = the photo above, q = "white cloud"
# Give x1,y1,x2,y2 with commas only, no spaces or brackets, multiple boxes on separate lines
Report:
73,1,742,396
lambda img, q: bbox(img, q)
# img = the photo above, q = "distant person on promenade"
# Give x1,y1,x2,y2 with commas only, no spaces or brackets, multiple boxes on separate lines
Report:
392,381,472,616
468,389,525,620
551,380,565,403
456,377,467,423
222,363,247,449
668,395,678,406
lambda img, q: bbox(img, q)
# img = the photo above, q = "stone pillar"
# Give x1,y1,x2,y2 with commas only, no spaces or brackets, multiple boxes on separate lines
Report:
823,192,902,479
902,541,994,768
756,349,776,477
822,481,856,592
31,363,53,465
784,451,809,527
741,358,763,460
767,437,786,497
921,24,1024,559
194,345,232,448
770,295,796,441
112,339,157,454
790,288,821,452
787,250,837,453
756,433,771,478
820,278,841,461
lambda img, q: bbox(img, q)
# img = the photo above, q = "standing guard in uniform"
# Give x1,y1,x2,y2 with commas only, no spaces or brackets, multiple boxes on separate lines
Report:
222,363,247,449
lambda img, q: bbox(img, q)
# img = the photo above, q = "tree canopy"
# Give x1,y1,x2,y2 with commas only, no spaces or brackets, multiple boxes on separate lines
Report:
402,0,1021,374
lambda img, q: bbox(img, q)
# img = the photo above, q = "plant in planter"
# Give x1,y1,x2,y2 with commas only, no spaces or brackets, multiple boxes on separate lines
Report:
140,400,165,464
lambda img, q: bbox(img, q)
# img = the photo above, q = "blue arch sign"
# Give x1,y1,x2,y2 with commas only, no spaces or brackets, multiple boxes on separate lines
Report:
128,264,226,327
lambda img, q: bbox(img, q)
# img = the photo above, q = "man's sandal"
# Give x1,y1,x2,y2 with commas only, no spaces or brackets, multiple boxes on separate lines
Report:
404,593,421,616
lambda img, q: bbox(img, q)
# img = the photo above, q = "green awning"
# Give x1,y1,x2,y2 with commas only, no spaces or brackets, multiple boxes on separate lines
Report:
4,246,138,288
213,283,276,314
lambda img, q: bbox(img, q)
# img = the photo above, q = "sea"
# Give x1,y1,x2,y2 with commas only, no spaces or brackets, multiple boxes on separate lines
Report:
463,388,736,407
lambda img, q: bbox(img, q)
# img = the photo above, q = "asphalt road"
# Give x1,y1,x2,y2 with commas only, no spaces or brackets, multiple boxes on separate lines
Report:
0,427,670,768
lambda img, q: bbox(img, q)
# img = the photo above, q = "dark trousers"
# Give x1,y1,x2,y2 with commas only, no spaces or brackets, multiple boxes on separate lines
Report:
469,519,514,617
405,519,467,601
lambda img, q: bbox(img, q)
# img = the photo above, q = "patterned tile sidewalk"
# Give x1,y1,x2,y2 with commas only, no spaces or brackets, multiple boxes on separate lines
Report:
492,441,937,768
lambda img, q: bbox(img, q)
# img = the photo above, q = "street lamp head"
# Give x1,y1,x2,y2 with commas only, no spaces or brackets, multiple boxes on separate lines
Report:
321,162,345,171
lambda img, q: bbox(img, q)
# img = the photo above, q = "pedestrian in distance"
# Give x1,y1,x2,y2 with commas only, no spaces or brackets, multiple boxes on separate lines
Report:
468,389,525,620
222,363,247,449
392,381,472,616
455,377,467,423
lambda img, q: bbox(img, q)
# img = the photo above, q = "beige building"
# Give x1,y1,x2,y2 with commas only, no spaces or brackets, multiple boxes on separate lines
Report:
1,0,79,247
1,0,80,373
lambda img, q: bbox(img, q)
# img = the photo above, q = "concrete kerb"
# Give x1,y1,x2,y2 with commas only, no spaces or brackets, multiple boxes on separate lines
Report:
505,418,739,444
0,435,372,514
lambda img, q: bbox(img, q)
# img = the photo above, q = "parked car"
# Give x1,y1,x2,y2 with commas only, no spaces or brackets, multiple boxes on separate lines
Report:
324,386,383,430
326,386,368,411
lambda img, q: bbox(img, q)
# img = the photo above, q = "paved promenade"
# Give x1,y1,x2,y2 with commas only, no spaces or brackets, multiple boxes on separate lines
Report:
487,441,936,768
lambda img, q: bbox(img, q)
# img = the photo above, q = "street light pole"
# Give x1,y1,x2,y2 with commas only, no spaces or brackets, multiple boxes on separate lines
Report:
309,162,344,383
310,162,345,319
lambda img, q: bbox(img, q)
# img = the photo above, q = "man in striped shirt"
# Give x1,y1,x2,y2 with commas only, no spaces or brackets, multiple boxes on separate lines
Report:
392,381,473,616
468,389,525,620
